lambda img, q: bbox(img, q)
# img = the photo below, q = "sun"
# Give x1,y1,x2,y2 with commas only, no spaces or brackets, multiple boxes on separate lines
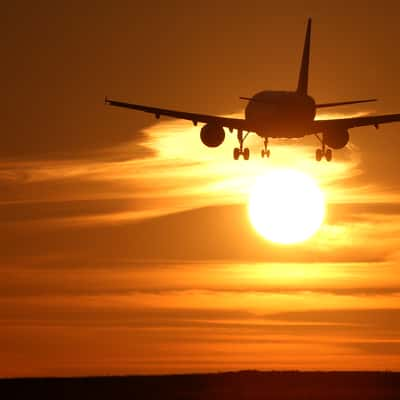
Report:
248,169,325,244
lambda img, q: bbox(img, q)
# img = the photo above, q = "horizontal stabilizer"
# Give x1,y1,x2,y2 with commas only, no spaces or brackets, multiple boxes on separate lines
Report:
240,96,262,102
316,99,377,108
239,96,271,104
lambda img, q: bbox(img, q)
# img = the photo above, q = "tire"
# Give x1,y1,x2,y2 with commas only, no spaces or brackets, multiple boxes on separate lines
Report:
243,148,250,160
326,148,332,162
266,149,271,158
315,149,322,161
233,147,240,160
261,149,265,158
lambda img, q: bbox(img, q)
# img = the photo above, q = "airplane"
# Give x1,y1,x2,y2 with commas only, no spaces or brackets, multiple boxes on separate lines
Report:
105,18,400,162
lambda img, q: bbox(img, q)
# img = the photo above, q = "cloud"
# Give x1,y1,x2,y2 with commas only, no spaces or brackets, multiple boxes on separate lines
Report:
268,309,400,331
2,198,400,270
0,204,392,263
349,341,400,356
0,109,364,201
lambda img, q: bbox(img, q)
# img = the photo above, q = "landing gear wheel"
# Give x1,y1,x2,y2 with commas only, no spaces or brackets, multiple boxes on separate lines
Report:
261,149,270,158
261,149,271,158
261,138,270,159
314,134,333,162
234,129,251,160
325,148,332,162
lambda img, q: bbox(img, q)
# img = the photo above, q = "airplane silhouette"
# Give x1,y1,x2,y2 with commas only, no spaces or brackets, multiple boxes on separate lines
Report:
105,18,400,162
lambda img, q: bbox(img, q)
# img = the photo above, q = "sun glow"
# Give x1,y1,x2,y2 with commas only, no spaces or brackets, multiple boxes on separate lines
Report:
248,169,325,244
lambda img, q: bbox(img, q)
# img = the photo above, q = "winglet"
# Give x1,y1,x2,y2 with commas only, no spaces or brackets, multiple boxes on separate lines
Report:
297,18,312,95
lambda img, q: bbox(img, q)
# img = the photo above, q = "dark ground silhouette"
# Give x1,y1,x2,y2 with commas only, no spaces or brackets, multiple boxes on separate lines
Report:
1,370,400,399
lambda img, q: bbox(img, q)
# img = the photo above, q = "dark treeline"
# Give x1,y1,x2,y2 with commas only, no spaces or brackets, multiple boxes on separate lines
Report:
1,370,399,399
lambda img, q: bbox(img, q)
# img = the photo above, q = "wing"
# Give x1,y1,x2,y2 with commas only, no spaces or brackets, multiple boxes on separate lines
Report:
311,113,400,133
105,98,251,132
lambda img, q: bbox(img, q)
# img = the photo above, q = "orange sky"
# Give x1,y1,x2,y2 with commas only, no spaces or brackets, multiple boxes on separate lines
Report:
1,1,400,377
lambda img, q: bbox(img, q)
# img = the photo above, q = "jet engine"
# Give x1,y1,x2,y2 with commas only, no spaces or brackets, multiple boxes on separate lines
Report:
200,124,225,147
323,128,350,149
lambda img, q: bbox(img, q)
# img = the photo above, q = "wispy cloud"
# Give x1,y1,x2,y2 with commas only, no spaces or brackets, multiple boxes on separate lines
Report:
0,111,379,227
1,113,400,376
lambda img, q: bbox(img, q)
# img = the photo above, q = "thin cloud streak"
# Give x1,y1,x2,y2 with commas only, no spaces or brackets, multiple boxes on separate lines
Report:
1,113,400,375
0,111,371,223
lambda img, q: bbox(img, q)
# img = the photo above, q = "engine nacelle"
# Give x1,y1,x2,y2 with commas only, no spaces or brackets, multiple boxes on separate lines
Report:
200,123,225,148
323,128,349,149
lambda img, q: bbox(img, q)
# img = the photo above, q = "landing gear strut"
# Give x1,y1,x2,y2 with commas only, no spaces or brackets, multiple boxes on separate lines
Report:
233,130,250,160
261,138,271,158
315,135,332,162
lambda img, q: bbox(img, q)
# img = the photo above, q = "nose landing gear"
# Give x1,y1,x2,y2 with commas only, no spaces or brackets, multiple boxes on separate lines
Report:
261,138,271,158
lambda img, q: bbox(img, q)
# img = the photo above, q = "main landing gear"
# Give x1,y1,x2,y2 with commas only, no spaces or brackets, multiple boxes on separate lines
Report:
233,131,272,160
315,135,332,162
233,130,250,160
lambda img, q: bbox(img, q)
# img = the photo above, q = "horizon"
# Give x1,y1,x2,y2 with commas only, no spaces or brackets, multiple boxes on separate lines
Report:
2,369,400,380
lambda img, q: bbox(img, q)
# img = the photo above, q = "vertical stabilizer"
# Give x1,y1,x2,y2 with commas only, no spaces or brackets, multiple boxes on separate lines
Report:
296,18,312,95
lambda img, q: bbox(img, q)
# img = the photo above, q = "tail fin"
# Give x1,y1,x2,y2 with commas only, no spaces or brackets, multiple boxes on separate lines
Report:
296,18,312,95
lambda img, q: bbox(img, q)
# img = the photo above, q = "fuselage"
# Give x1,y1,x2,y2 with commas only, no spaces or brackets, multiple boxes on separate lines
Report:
245,91,316,138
